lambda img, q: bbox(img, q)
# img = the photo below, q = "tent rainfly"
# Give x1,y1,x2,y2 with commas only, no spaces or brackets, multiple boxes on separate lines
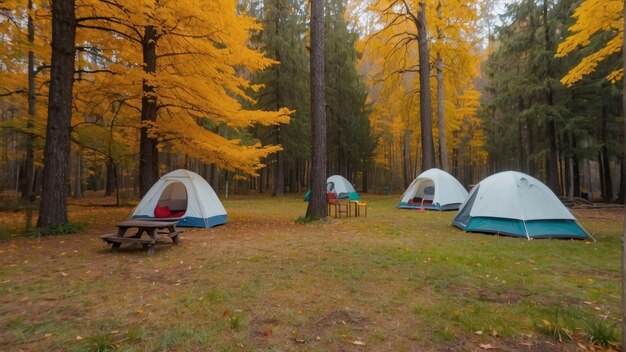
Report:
326,175,357,199
131,169,227,228
451,171,592,240
398,168,468,210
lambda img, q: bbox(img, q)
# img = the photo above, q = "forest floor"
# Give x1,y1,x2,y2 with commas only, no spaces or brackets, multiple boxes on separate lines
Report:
0,193,623,351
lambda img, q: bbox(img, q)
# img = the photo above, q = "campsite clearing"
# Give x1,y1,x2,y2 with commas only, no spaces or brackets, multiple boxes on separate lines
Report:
0,194,622,351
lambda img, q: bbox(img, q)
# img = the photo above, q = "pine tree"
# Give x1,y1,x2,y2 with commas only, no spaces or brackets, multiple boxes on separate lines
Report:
324,0,374,181
250,0,310,195
306,0,327,219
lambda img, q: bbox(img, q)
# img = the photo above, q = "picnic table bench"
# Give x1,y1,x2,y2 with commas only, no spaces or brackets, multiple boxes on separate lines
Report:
100,219,181,255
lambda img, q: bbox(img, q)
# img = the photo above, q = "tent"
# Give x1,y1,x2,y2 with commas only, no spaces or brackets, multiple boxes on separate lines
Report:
398,168,468,210
131,169,227,228
326,175,357,199
451,171,591,240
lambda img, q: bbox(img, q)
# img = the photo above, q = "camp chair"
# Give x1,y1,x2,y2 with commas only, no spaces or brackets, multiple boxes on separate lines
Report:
348,192,367,217
327,192,348,218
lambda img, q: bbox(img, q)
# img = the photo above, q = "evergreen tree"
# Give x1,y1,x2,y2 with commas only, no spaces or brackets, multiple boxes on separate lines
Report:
251,0,310,195
324,0,375,182
306,0,327,219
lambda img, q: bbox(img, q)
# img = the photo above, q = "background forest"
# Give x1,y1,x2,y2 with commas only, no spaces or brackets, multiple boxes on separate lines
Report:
0,0,623,209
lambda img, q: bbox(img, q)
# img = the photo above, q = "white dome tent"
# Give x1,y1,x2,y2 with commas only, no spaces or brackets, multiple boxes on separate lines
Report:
131,169,227,228
326,175,357,199
398,168,468,210
451,171,592,240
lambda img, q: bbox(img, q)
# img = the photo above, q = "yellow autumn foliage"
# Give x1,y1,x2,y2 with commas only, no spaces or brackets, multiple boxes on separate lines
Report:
73,0,292,175
357,0,485,171
556,0,623,86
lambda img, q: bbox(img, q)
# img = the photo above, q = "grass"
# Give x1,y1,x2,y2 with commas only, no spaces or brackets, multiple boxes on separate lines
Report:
0,193,622,351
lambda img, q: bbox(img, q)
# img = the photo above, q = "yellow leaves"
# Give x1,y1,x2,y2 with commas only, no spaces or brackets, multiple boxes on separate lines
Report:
556,0,623,86
358,0,484,169
68,0,293,174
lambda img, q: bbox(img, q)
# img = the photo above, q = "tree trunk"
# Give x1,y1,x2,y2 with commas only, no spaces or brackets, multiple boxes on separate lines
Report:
402,129,411,188
105,158,116,196
71,149,83,198
37,0,76,227
618,154,625,204
305,0,327,219
362,169,368,193
543,0,559,193
139,25,159,197
274,127,284,196
567,132,574,200
273,29,284,196
526,115,536,174
517,97,526,171
621,2,626,342
599,105,613,203
22,0,36,200
415,1,435,171
435,2,448,171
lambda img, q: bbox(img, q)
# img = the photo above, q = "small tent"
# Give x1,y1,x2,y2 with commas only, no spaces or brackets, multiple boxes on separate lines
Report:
326,175,357,199
451,171,591,240
398,168,468,210
131,169,227,228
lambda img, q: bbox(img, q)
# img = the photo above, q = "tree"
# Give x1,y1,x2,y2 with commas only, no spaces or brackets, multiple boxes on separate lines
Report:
359,0,482,189
37,0,77,227
481,0,593,195
435,1,447,170
305,0,327,219
78,0,292,196
0,1,51,200
324,0,374,180
250,0,310,196
555,0,624,342
555,0,623,86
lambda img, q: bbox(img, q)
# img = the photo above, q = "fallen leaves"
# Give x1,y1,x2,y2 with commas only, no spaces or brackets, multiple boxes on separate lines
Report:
479,343,498,349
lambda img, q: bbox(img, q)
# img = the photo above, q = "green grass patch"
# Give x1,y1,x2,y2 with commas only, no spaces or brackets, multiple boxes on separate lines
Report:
0,194,622,350
24,222,87,237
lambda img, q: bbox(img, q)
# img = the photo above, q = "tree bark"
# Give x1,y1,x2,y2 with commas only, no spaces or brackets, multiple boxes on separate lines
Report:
526,115,536,174
402,129,411,187
71,149,83,198
139,25,159,197
22,0,36,200
543,0,559,194
274,127,284,196
415,2,435,171
618,154,625,204
621,0,626,342
37,0,76,227
517,97,526,172
305,0,327,219
435,2,448,171
105,158,116,196
600,105,613,203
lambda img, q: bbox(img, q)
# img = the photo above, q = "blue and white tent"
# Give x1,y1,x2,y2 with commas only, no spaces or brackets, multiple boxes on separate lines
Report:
451,171,591,240
398,168,468,210
327,175,357,199
131,169,227,228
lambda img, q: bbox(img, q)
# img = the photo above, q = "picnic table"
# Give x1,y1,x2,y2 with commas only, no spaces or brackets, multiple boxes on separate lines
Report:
100,219,181,255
